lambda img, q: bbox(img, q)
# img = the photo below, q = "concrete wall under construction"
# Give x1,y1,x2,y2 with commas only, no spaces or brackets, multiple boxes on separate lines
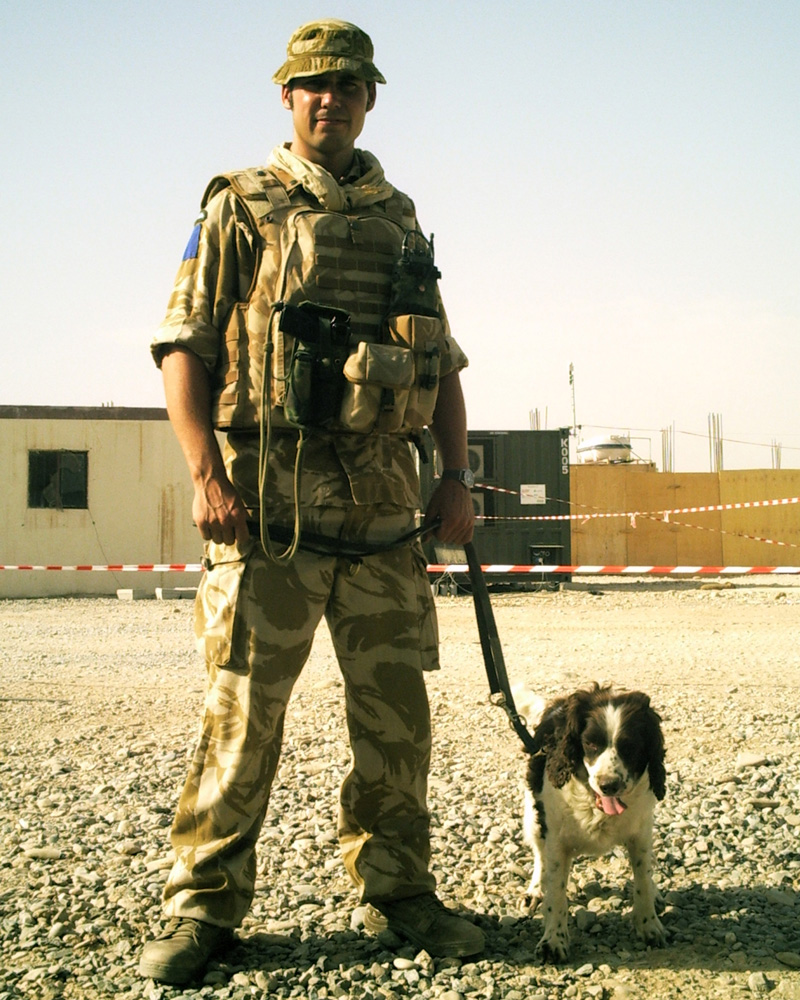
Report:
570,464,800,568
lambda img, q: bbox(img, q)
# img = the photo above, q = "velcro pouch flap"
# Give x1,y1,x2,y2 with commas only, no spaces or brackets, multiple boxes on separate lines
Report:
386,313,444,350
343,341,415,389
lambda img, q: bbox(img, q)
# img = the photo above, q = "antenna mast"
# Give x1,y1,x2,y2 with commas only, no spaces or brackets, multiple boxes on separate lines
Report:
569,363,577,440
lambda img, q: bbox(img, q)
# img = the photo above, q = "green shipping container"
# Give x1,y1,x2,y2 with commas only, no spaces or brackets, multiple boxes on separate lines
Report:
419,429,572,590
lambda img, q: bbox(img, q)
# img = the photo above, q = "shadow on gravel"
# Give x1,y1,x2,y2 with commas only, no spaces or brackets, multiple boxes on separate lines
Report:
650,882,799,969
472,883,800,973
222,883,799,977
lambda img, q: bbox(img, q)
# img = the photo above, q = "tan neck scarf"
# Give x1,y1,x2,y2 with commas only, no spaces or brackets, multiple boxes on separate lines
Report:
268,144,395,212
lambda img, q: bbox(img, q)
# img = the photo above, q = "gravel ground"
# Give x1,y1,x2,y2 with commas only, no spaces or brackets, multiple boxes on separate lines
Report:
1,578,799,1000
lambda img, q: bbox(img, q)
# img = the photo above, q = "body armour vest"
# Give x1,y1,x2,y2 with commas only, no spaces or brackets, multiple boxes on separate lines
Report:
202,166,448,434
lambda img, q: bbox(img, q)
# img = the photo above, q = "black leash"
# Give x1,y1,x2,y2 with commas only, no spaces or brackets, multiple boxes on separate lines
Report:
247,517,440,561
464,541,540,754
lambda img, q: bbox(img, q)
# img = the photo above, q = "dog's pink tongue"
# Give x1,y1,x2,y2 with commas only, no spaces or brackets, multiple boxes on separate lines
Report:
598,795,626,815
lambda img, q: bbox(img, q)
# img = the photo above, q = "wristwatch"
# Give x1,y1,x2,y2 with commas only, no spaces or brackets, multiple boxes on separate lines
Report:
441,467,475,488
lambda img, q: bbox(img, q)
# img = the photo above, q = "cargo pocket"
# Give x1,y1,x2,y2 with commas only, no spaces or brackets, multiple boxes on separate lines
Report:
411,544,440,671
385,314,444,430
194,538,253,667
340,341,415,434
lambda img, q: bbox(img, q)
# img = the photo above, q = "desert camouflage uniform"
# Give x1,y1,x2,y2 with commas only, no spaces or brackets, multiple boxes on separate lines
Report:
151,150,467,927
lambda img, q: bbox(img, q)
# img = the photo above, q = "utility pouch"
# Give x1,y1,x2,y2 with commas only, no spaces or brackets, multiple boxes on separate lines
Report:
386,314,443,429
341,341,415,433
384,230,442,319
278,301,350,428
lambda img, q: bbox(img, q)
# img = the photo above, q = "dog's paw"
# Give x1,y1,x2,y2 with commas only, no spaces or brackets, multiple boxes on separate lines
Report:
536,929,570,964
635,911,667,948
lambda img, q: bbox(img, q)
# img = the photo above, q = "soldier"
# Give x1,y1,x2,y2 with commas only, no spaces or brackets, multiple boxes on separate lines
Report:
139,18,483,985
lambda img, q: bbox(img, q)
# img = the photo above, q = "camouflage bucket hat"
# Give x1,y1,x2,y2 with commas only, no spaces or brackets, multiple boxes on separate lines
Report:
273,19,386,85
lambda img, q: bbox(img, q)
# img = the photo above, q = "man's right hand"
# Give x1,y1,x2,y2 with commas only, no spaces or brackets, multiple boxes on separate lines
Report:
160,347,251,548
193,473,250,547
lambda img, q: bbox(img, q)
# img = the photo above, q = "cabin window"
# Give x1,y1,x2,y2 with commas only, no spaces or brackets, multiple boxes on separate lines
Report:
28,450,89,509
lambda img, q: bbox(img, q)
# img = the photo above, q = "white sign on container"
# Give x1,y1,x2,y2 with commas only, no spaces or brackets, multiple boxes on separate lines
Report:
520,484,547,505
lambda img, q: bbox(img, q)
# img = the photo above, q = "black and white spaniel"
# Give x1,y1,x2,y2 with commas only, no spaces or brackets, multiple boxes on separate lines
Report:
515,683,667,962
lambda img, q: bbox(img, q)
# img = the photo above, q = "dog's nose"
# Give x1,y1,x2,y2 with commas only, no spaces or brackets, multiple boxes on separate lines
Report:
599,778,623,795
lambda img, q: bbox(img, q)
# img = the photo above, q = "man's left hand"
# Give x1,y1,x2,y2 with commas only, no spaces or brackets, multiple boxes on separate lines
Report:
424,478,475,544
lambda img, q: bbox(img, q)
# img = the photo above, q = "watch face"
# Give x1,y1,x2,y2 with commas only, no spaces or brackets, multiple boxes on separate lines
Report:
442,468,475,488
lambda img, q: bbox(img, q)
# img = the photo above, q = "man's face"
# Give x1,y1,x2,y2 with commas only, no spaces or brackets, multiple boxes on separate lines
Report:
282,72,376,170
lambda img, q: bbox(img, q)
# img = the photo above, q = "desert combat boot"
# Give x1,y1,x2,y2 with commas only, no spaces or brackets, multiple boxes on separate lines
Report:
364,892,485,957
138,917,235,984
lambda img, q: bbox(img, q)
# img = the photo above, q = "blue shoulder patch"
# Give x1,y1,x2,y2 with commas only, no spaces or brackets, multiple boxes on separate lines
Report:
182,223,201,261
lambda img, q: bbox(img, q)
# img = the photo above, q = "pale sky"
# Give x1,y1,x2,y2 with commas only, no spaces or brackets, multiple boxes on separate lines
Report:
2,0,798,472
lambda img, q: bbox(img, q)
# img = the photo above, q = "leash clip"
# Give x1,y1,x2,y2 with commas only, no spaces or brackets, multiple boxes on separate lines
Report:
490,691,530,734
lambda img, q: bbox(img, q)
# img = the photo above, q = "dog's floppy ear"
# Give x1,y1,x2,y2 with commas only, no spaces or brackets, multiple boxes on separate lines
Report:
631,692,667,800
646,704,667,800
546,691,588,789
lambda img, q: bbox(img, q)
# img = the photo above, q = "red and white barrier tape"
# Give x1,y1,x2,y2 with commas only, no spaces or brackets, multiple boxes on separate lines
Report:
0,564,204,572
475,511,800,550
428,564,800,576
475,488,800,522
2,563,800,576
4,495,797,577
646,514,800,549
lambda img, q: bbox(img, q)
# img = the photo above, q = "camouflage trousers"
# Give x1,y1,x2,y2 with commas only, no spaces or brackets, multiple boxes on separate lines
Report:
163,505,439,928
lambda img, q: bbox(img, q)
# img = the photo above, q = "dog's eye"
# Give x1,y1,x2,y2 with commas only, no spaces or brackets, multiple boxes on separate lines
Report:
583,741,603,755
